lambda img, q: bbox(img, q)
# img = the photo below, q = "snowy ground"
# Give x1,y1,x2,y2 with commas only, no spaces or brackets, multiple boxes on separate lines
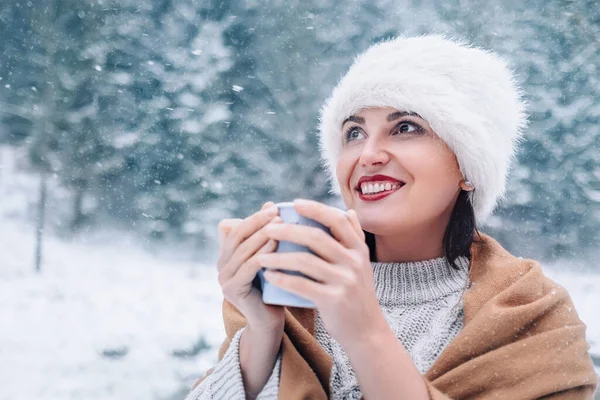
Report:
0,145,225,399
0,146,598,400
0,220,226,400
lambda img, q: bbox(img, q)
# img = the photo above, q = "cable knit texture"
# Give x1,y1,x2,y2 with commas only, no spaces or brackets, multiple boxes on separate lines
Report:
319,256,470,399
186,256,470,399
185,327,281,400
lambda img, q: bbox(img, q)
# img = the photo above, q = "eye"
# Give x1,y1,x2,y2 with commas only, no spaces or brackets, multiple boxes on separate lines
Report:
344,126,365,143
393,121,423,135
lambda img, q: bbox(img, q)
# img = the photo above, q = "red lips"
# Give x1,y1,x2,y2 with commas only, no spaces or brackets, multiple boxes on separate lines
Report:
357,174,404,189
356,174,405,202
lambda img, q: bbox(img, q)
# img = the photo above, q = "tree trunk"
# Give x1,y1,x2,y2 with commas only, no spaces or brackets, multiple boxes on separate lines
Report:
35,171,47,273
71,183,85,230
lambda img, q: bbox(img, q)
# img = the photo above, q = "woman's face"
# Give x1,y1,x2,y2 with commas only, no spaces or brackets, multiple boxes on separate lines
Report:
336,107,469,237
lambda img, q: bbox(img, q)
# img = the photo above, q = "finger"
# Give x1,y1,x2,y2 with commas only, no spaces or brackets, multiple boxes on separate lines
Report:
219,218,243,241
228,238,278,287
220,207,279,268
263,223,343,264
263,269,328,305
347,209,365,241
292,199,362,249
256,252,341,284
261,201,276,211
230,206,279,248
218,218,243,259
220,215,282,280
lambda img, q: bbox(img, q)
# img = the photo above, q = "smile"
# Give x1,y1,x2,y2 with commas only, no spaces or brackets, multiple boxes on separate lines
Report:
355,174,406,202
359,181,402,194
356,183,404,201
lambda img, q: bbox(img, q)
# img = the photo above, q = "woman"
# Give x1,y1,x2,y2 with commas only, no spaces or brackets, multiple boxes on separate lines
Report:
187,35,598,399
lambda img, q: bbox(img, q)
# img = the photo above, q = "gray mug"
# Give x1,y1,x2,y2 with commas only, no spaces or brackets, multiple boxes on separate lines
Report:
255,202,346,308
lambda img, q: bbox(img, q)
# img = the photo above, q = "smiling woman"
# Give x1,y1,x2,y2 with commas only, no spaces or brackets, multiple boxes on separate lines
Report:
186,35,599,400
336,106,476,265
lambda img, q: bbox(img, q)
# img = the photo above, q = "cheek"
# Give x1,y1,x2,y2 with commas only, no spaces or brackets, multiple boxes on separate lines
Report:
336,153,354,190
405,143,461,206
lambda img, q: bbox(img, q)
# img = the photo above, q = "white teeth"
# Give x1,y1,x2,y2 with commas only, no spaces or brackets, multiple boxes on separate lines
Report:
360,181,402,194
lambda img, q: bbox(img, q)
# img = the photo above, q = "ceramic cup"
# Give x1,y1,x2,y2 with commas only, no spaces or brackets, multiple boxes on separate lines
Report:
254,202,346,308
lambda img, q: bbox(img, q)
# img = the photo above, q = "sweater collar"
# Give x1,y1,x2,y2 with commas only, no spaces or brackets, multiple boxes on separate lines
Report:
371,256,470,306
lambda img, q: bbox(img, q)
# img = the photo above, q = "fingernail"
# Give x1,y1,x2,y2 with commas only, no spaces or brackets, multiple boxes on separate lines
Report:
293,198,309,206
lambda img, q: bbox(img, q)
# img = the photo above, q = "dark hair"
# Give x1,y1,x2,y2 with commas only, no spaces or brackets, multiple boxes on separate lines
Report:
364,189,480,269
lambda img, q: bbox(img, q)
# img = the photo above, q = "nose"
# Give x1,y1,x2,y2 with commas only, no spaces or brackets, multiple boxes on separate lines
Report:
358,137,389,167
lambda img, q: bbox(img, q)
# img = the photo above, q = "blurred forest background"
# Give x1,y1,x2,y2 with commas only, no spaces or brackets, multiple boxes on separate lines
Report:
1,1,599,399
0,0,599,264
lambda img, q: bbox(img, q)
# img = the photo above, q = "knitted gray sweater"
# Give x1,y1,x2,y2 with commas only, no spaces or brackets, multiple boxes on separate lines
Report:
186,256,471,400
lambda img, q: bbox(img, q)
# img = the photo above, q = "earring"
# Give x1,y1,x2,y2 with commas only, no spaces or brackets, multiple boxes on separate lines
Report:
464,180,473,187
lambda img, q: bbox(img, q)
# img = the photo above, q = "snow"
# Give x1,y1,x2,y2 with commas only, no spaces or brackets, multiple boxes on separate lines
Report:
0,220,225,400
0,146,226,399
543,264,600,369
0,146,598,399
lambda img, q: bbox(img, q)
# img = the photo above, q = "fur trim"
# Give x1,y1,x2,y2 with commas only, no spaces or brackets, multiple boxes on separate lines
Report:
317,35,527,223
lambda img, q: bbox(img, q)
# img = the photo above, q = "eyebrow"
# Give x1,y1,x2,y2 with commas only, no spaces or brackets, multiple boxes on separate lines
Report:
341,111,423,127
387,111,422,121
341,115,365,126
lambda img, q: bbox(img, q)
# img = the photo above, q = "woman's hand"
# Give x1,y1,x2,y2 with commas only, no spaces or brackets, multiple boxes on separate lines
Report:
256,199,388,346
216,201,285,333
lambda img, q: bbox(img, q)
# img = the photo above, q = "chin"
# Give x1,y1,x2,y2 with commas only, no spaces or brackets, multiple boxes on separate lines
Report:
360,215,404,236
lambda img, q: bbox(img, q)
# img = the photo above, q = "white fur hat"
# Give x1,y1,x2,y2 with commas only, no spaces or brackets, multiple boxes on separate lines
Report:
317,35,527,223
